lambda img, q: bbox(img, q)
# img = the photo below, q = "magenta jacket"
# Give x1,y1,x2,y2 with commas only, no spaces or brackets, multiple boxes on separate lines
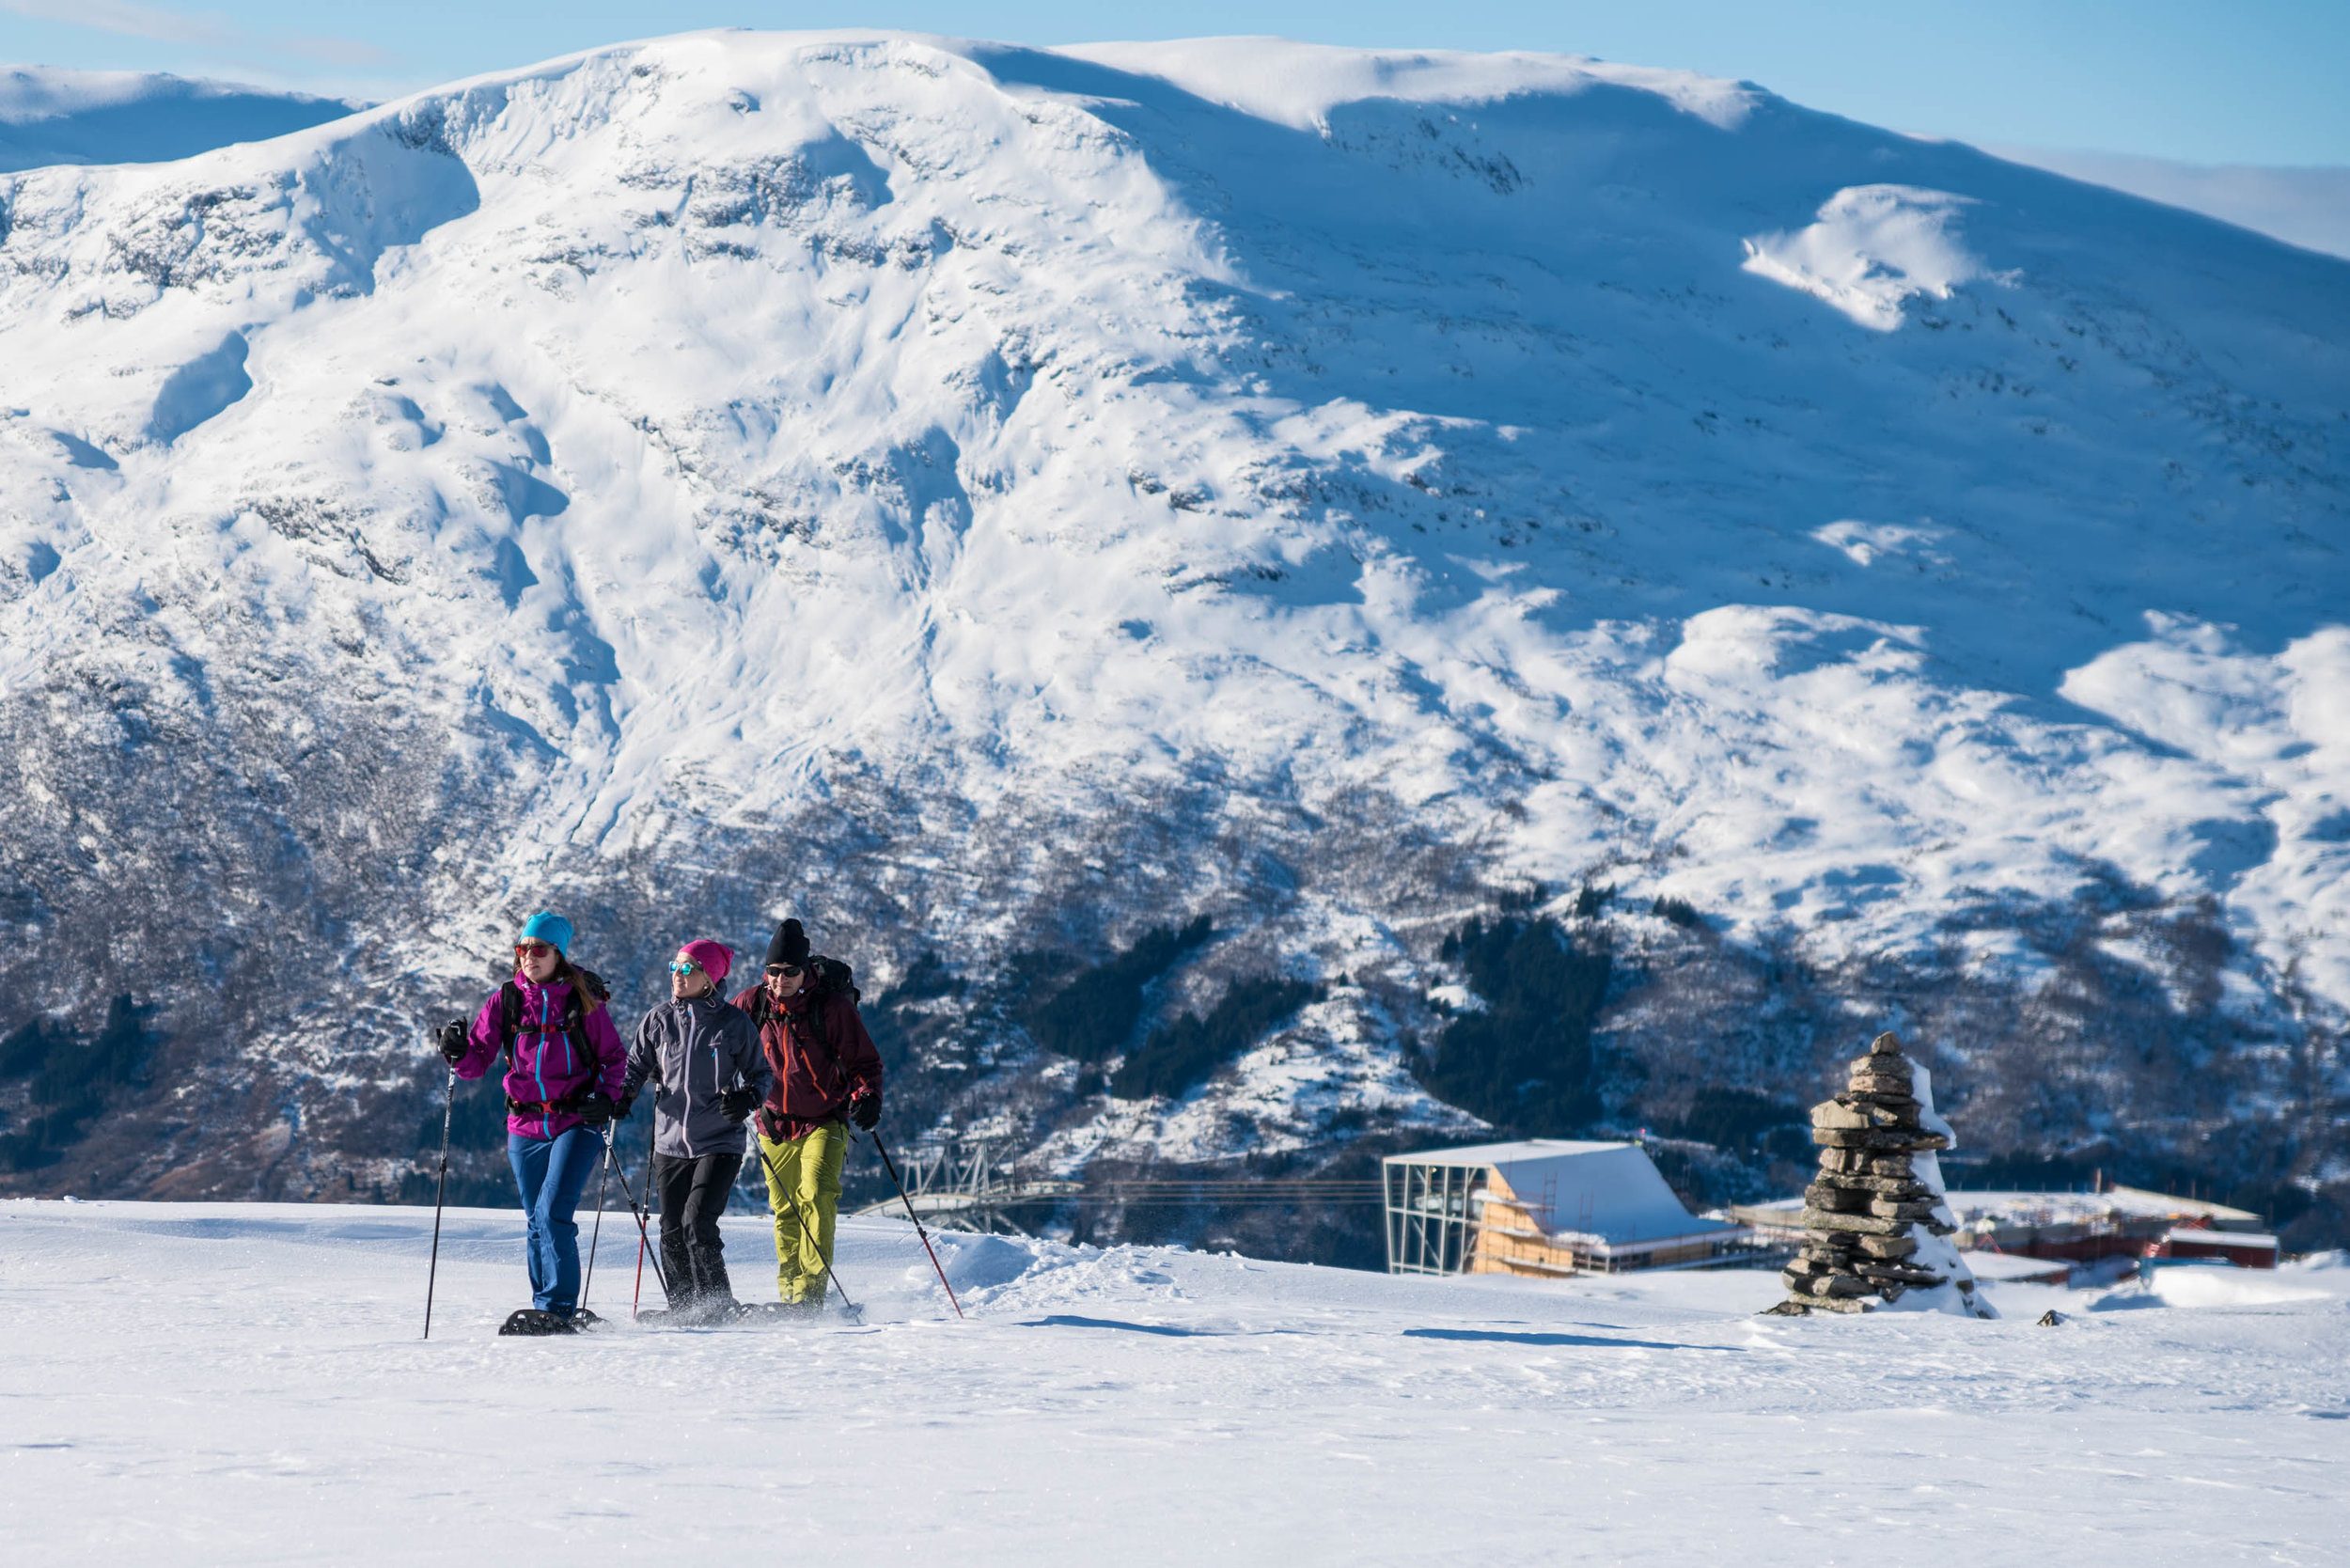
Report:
453,975,628,1140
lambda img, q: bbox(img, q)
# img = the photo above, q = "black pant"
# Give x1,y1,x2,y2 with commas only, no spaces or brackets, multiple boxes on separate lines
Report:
652,1151,743,1309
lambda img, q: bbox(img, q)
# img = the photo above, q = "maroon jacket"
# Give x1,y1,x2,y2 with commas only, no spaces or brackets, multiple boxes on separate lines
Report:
730,981,883,1141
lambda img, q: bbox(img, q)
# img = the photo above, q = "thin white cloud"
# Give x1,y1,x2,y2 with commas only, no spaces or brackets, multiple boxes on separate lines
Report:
0,0,398,72
0,0,233,47
280,34,398,69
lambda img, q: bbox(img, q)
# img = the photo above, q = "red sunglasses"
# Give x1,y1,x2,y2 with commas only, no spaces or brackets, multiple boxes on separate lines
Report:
513,941,556,959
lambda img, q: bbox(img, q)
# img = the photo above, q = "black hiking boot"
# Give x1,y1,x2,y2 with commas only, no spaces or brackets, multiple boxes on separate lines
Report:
498,1308,580,1337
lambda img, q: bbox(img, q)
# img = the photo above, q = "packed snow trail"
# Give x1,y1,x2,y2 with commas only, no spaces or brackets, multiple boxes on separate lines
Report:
3,1200,2345,1563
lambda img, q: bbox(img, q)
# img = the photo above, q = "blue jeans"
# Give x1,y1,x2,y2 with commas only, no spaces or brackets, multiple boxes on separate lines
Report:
507,1125,604,1314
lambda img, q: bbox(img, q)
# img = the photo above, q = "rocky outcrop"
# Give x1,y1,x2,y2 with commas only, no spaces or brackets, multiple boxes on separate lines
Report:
1771,1030,1995,1318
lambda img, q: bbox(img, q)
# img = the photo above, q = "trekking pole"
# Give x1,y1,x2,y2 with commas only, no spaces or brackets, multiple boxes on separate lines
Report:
634,1101,656,1318
749,1135,862,1323
598,1121,670,1302
422,1066,455,1341
579,1137,614,1309
867,1128,964,1319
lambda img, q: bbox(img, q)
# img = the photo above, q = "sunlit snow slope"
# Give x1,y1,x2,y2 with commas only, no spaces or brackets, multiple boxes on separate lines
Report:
0,33,2344,1202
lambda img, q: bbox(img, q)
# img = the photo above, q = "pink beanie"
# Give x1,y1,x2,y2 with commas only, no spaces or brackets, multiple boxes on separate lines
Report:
679,939,733,985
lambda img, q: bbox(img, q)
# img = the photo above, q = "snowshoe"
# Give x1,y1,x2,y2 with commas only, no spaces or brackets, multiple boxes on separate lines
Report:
736,1298,830,1323
645,1296,742,1326
633,1304,714,1326
498,1308,580,1337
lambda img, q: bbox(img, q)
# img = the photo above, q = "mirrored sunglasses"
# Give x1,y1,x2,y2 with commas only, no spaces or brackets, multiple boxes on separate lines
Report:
514,941,556,959
667,959,702,975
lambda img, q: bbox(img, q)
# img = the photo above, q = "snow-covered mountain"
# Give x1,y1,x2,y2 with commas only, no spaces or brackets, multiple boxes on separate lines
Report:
0,33,2343,1229
0,66,355,173
1988,144,2350,262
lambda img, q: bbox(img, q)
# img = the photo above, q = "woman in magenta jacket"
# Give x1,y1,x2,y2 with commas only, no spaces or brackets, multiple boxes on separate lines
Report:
437,911,628,1324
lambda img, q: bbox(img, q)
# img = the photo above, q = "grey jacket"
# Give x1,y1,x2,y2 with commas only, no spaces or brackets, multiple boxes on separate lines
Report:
624,992,773,1159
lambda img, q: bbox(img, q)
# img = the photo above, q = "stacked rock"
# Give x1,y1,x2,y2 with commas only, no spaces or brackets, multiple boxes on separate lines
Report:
1772,1029,1994,1318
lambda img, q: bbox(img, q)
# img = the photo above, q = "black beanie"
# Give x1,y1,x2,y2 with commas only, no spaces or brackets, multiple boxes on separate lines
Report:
765,917,810,969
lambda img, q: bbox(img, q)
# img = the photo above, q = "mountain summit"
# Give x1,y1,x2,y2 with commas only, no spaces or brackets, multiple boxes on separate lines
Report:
0,33,2343,1225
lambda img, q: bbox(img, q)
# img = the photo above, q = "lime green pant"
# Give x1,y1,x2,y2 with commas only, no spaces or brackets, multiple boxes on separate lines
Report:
757,1120,847,1304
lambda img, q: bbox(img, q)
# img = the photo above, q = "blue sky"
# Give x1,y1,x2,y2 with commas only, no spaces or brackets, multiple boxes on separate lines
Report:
2,0,2342,166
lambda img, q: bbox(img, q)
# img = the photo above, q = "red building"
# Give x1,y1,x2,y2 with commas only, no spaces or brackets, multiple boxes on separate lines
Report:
1945,1185,2276,1270
2155,1227,2280,1268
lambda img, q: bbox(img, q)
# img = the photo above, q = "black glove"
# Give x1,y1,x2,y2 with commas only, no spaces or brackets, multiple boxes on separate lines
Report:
849,1092,880,1132
611,1092,634,1122
436,1021,468,1064
571,1090,617,1125
720,1088,756,1124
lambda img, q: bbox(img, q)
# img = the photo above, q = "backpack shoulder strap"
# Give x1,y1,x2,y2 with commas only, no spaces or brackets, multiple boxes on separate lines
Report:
497,981,525,1066
562,969,614,1079
564,987,591,1062
500,980,597,1068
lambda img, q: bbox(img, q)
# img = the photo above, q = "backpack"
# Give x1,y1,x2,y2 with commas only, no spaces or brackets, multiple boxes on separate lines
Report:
808,954,859,1008
497,966,608,1069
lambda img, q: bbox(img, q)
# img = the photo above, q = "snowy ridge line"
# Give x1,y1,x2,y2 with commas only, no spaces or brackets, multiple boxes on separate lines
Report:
0,64,358,173
1054,36,1762,132
1984,142,2350,261
0,29,2343,1205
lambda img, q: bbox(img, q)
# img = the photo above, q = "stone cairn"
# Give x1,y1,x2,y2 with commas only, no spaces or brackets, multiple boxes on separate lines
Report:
1771,1029,1994,1318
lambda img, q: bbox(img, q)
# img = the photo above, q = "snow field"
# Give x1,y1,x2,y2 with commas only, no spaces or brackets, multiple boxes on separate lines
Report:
4,1199,2346,1564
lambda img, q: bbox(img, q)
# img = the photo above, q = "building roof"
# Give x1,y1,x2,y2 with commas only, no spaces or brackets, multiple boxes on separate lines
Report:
2165,1229,2278,1250
1386,1138,1738,1247
1945,1188,2266,1231
1386,1138,1631,1166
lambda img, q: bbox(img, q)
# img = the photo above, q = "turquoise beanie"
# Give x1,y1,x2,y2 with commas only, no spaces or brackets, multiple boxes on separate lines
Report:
518,911,573,954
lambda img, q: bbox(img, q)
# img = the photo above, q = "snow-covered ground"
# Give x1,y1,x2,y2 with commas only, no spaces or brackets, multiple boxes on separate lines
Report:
6,1198,2346,1563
